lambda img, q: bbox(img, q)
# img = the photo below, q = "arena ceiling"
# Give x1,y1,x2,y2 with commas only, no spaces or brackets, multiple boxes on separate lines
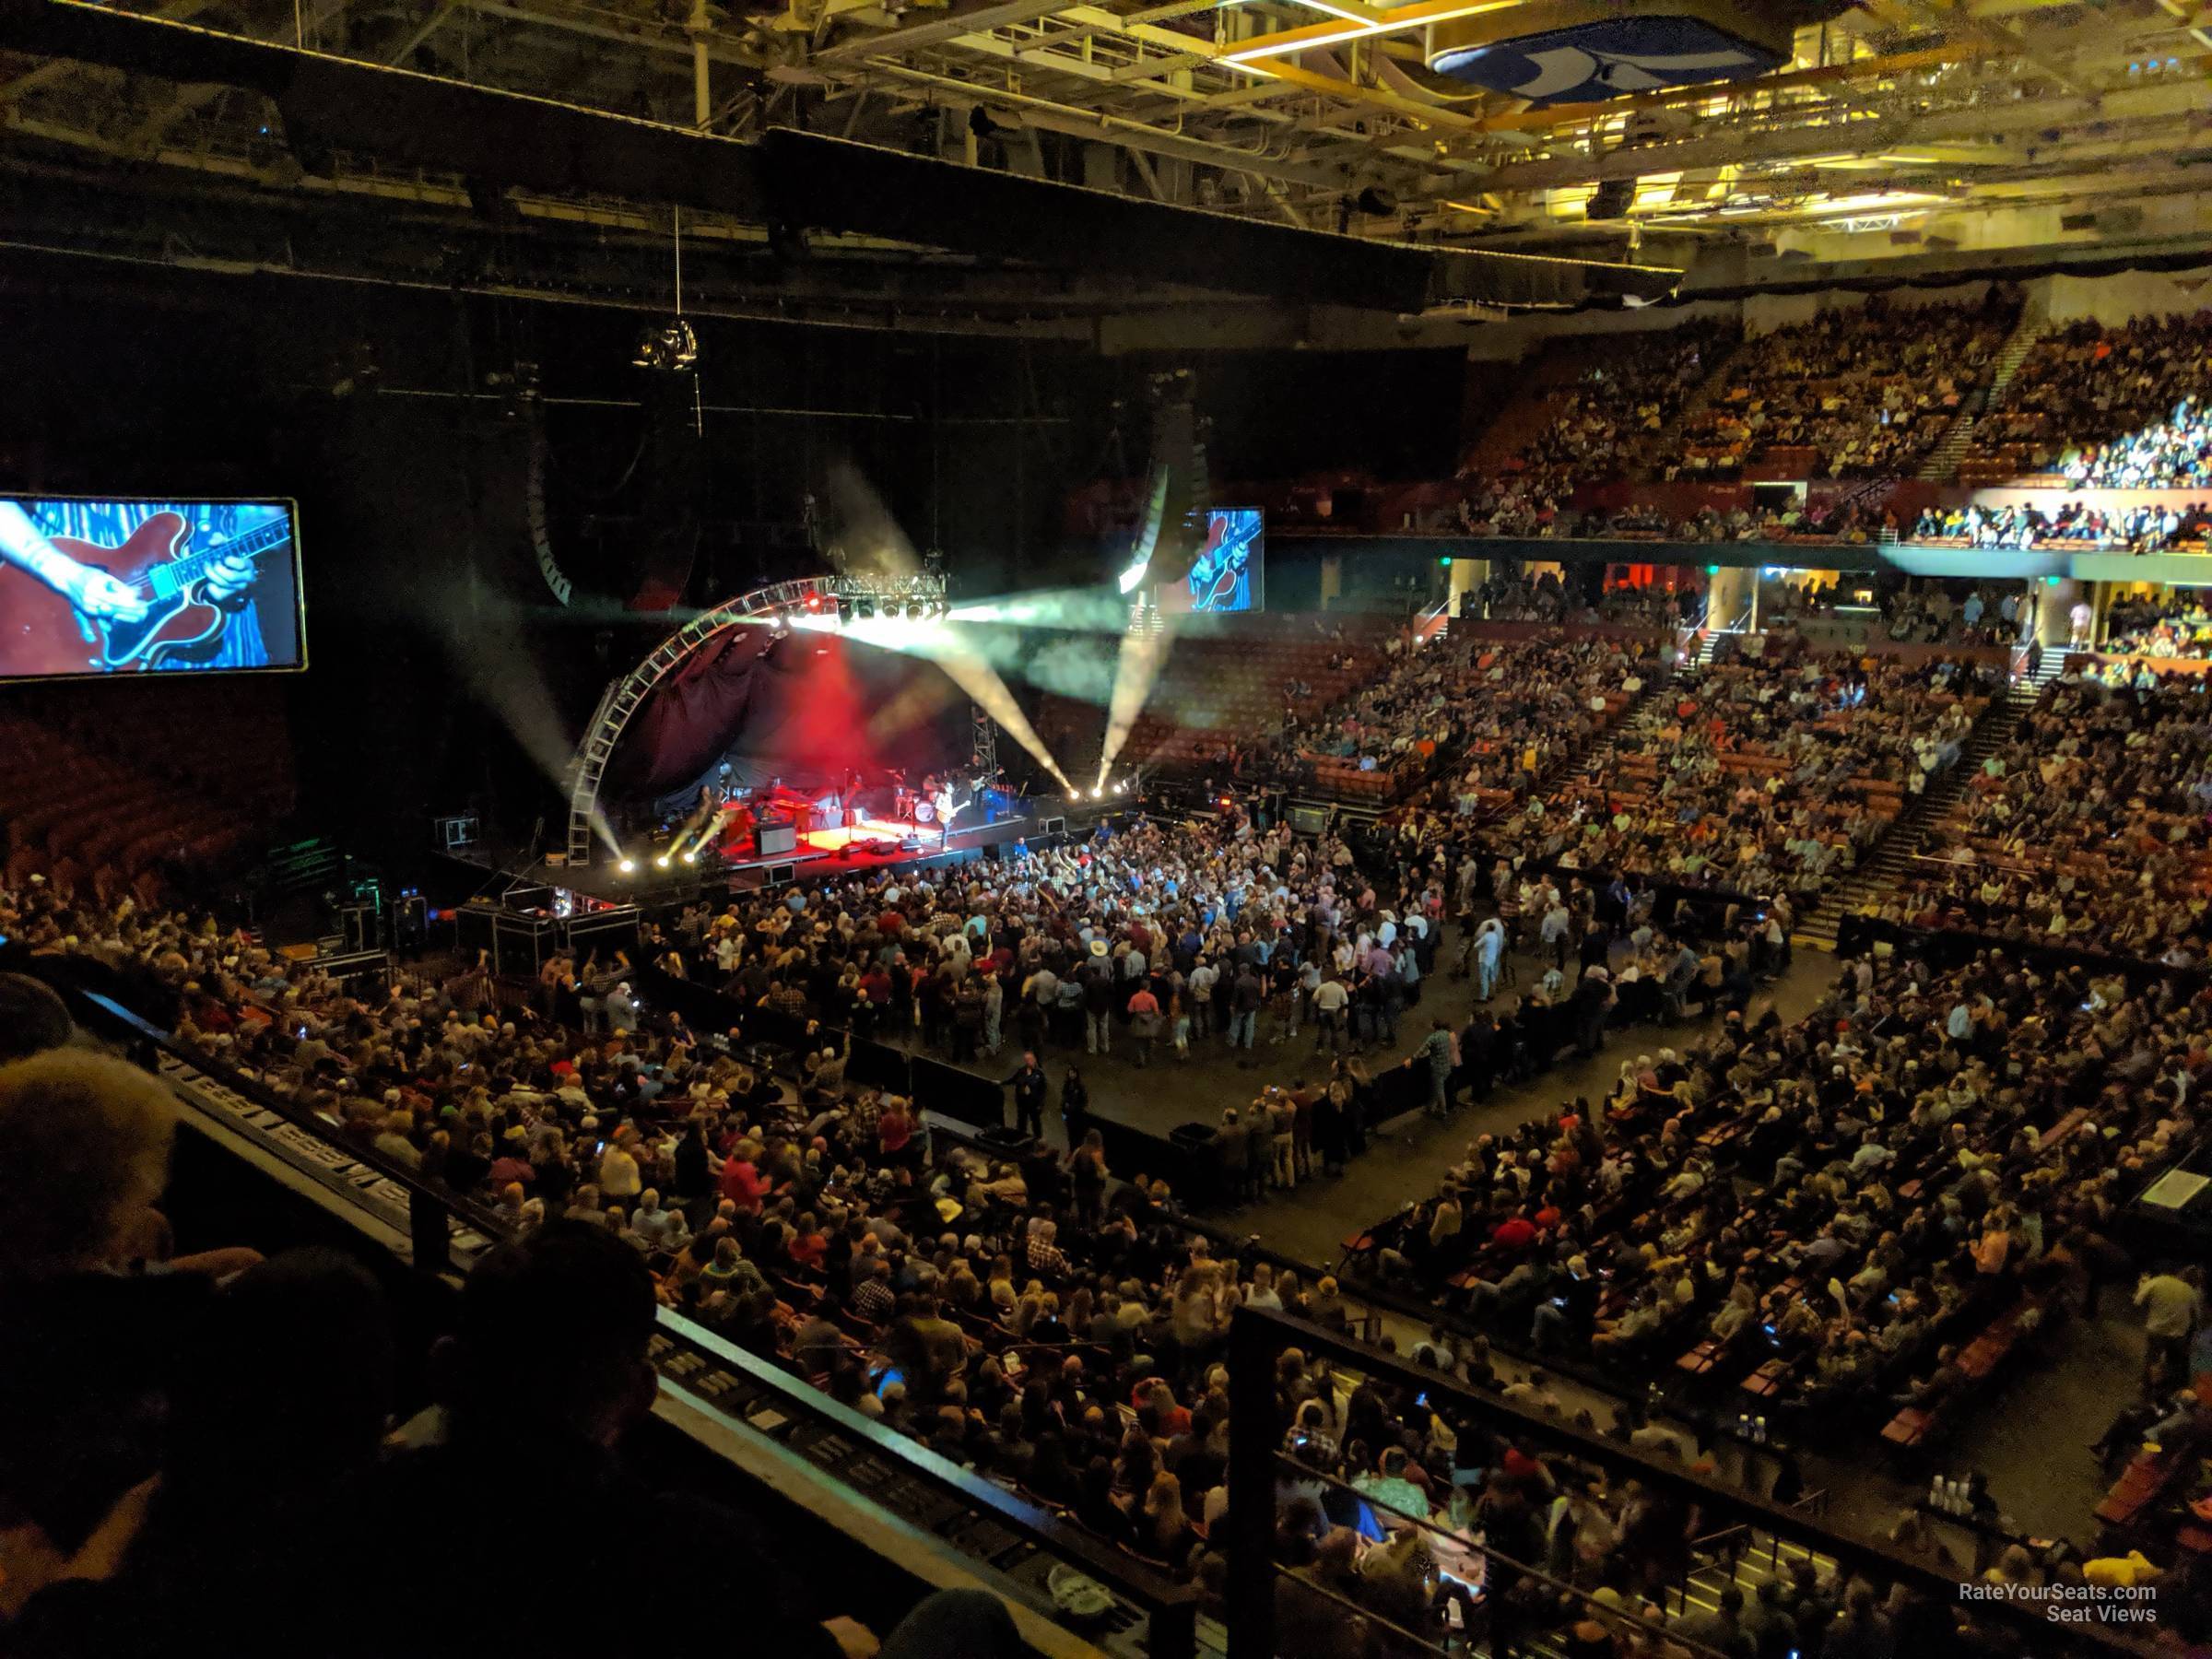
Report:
0,0,2206,323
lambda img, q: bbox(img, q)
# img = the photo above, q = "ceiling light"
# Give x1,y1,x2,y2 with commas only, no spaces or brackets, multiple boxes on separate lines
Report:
1221,0,1518,66
1222,20,1371,63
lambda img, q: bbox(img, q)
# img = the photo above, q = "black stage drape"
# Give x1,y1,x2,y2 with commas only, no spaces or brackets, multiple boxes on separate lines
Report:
608,626,775,799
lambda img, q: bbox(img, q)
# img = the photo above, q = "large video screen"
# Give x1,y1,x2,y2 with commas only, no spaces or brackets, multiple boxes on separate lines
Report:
0,497,303,681
1162,507,1263,615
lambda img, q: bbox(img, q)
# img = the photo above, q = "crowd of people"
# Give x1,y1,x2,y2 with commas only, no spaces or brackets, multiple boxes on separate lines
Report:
1872,677,2212,958
1869,581,2028,648
1671,293,2018,481
1455,479,1567,540
1533,639,1998,900
1371,940,2208,1538
1907,497,2210,552
2102,589,2212,661
0,969,1034,1657
13,580,2212,1653
1966,311,2212,488
1508,320,1738,491
5,856,2109,1659
1279,627,1662,807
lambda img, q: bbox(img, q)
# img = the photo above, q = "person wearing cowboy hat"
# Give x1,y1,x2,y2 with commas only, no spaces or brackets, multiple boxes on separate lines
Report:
1077,937,1116,1057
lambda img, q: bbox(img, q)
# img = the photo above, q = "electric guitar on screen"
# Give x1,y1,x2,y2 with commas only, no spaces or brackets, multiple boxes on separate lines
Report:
0,509,292,673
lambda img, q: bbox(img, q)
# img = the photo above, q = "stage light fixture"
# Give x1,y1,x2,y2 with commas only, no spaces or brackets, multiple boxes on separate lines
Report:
654,853,672,869
618,858,637,874
633,317,699,373
854,595,875,619
906,600,924,620
1092,787,1104,800
681,850,699,865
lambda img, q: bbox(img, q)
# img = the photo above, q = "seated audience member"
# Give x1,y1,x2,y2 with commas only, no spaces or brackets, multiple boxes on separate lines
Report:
334,1222,1024,1658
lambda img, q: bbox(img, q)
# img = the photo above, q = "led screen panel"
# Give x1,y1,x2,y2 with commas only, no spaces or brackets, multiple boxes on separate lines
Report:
1159,508,1263,615
0,497,303,681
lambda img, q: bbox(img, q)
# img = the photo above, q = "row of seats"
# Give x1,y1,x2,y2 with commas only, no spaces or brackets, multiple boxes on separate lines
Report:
0,682,293,908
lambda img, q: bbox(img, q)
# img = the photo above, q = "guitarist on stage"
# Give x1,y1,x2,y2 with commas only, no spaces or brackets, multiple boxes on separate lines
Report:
933,777,973,847
0,499,262,669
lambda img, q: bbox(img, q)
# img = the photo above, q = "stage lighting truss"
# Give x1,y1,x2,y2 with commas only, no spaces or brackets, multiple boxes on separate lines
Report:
566,571,956,870
827,571,948,622
565,574,837,868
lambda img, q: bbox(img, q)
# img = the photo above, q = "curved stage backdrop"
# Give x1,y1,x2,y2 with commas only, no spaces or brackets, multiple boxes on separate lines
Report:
609,623,968,807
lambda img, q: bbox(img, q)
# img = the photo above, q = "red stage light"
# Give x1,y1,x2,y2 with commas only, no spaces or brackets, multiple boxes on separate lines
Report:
804,591,825,611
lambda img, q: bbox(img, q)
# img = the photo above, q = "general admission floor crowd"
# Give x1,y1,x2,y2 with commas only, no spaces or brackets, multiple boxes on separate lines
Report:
10,608,2212,1655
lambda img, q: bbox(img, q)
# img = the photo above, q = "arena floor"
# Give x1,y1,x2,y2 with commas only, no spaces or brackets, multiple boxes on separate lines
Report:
995,923,2118,1547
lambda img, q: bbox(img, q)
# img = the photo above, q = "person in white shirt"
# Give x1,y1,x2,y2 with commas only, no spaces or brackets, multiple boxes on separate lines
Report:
629,1188,678,1248
597,1129,643,1201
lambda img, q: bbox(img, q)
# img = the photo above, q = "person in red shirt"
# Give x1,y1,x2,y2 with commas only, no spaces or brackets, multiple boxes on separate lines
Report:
1126,983,1162,1068
878,1098,916,1167
788,1214,828,1272
1491,1214,1538,1252
719,1139,765,1213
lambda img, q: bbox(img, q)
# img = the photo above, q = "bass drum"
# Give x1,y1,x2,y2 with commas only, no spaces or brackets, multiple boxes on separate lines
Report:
912,799,937,825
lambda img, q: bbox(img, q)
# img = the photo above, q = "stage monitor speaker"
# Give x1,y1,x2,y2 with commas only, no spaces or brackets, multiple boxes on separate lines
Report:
762,862,795,886
314,947,393,995
1289,805,1331,835
1039,817,1066,839
566,904,641,957
756,821,797,856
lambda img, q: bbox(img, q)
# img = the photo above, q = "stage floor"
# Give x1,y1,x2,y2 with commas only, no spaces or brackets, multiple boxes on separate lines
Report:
441,796,1104,904
721,813,938,865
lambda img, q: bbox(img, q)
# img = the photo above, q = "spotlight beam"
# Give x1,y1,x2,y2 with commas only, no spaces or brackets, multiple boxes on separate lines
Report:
1097,607,1179,784
820,462,1076,794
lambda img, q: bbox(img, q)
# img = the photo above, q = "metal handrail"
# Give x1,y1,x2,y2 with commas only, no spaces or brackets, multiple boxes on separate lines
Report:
658,1306,1201,1655
49,975,1203,1658
1222,1306,2156,1659
65,984,517,1270
1277,1432,1738,1659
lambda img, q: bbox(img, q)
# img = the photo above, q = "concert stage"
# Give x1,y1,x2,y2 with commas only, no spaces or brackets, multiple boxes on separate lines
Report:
441,791,1103,910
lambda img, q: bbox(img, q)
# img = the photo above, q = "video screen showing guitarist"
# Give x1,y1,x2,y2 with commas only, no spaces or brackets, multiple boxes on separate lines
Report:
0,497,300,679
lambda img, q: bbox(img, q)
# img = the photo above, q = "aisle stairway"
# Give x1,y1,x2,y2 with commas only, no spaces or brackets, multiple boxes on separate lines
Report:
1794,688,2029,948
1559,641,1698,801
1548,650,1680,797
2017,647,2066,699
1917,310,2048,482
1670,1512,1842,1630
1636,335,1747,481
